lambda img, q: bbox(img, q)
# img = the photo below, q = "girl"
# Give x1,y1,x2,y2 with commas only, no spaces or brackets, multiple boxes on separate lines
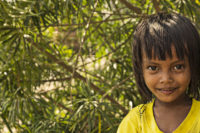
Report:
117,13,200,133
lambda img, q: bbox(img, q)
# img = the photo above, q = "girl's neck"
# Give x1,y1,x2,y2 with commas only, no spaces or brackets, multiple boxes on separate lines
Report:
154,95,192,109
153,95,192,133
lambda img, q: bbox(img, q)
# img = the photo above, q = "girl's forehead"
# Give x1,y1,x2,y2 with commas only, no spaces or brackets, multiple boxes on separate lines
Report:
142,48,189,66
142,45,186,60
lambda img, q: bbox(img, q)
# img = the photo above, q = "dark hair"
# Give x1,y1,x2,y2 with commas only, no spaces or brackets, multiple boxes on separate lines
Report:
132,12,200,102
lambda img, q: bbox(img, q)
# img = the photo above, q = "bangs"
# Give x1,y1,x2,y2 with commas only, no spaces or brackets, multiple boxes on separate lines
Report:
141,16,188,60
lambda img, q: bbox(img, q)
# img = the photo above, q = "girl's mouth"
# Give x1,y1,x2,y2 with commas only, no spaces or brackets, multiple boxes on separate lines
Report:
157,88,177,95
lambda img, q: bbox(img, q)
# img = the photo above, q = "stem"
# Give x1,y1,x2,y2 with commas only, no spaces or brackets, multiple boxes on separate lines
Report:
152,0,161,13
119,0,142,14
1,114,13,133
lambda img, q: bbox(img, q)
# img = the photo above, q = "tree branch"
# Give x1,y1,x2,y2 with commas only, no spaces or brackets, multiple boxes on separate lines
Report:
152,0,161,13
28,39,128,114
20,77,72,83
41,94,73,113
119,0,142,14
102,74,133,99
18,16,137,29
77,33,130,68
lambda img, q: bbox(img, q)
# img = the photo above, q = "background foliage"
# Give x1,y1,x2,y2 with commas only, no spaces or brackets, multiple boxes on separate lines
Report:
1,0,200,132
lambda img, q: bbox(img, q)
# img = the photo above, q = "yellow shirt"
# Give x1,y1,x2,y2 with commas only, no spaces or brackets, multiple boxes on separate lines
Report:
117,99,200,133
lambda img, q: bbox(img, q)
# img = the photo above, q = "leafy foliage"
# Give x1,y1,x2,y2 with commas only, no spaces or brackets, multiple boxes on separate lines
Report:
0,0,200,132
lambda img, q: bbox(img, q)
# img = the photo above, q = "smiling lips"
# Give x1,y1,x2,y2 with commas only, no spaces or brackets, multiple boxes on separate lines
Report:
157,88,177,95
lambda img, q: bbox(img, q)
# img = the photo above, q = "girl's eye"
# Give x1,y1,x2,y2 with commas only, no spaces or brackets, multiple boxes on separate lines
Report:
173,64,184,71
147,66,158,71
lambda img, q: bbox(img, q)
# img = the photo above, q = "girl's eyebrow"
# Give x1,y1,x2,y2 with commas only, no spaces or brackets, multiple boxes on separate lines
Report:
144,61,159,65
144,59,185,65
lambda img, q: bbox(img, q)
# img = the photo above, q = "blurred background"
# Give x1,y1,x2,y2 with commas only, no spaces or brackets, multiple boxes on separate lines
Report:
0,0,200,132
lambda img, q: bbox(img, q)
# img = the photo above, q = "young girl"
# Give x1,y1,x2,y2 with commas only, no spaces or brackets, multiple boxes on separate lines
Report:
117,13,200,133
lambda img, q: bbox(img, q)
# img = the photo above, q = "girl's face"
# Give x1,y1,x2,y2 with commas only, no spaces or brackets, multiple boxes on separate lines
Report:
142,46,191,103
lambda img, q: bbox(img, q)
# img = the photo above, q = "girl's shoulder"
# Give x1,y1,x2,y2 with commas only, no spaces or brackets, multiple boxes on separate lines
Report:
126,100,154,120
117,101,154,133
192,98,200,110
117,100,155,133
193,98,200,104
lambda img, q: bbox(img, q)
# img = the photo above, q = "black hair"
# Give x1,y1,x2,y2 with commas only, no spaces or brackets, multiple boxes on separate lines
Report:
132,12,200,102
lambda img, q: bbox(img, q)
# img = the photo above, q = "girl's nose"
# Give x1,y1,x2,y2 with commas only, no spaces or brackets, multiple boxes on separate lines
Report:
159,72,173,84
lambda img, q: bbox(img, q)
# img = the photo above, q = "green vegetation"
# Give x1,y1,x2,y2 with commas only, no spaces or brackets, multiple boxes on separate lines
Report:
0,0,200,132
